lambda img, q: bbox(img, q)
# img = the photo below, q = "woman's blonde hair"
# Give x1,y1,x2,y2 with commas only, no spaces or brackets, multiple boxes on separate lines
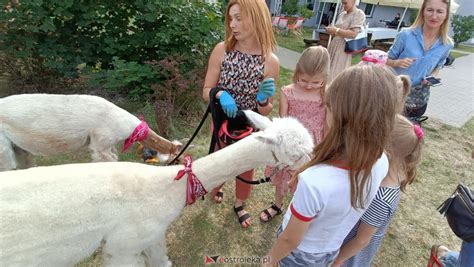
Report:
411,0,453,45
291,65,399,209
224,0,276,57
387,115,423,191
293,46,330,99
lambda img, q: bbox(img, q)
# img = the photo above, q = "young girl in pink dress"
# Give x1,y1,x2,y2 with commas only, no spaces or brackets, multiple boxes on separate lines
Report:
260,46,329,222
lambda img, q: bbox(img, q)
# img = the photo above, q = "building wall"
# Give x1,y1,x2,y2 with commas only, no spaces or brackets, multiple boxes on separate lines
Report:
360,3,412,28
301,1,413,29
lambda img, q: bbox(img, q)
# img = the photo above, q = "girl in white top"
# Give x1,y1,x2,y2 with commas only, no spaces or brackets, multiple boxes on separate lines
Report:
263,65,401,267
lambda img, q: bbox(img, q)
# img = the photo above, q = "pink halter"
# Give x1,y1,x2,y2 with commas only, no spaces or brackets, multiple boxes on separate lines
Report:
122,119,150,153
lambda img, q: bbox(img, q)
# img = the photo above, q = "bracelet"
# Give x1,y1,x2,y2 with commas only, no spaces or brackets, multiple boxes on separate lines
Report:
335,28,340,36
257,99,269,107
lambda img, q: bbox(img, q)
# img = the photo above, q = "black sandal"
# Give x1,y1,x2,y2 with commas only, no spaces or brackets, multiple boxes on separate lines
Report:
213,191,224,204
234,205,251,228
260,202,282,222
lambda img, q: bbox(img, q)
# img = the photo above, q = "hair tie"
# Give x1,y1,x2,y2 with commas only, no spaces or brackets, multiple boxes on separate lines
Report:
414,124,424,140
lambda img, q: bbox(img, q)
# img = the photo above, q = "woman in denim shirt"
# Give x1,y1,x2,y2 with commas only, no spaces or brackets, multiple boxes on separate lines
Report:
387,0,453,121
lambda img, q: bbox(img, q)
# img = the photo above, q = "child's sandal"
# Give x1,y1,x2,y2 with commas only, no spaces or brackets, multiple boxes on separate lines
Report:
213,191,224,204
260,202,282,222
427,245,443,267
234,205,251,228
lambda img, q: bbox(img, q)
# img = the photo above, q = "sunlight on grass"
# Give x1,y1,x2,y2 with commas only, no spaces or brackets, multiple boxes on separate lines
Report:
275,27,313,53
450,51,466,59
456,44,474,53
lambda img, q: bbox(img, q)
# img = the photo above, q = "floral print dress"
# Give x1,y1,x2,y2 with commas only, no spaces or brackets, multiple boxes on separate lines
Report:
265,85,326,198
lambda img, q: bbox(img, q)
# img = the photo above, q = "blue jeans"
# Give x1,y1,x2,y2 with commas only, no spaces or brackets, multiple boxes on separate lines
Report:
276,225,339,267
458,241,474,267
442,251,460,267
441,241,474,267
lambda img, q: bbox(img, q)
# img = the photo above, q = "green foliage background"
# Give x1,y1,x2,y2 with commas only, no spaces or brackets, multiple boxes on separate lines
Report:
0,0,224,134
0,0,223,96
451,15,474,47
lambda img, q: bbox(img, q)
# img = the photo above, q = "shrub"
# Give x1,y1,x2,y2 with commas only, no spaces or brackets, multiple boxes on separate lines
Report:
0,0,223,81
298,6,314,20
149,56,207,138
0,0,223,134
282,0,298,16
451,15,474,47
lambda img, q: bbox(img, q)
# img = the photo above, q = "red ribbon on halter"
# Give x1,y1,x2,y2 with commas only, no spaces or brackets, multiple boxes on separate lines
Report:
122,119,150,153
174,155,208,206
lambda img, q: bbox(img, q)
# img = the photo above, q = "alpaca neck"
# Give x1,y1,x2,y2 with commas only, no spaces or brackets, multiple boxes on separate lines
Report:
192,136,276,191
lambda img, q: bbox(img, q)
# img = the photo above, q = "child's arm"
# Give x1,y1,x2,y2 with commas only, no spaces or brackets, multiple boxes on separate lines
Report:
263,215,310,266
279,88,288,117
332,222,377,266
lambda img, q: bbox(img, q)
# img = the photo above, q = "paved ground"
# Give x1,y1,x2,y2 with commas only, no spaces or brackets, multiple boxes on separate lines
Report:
275,46,474,127
425,54,474,127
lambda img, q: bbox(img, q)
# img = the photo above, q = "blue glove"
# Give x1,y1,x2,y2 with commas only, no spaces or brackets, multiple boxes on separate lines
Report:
219,91,237,118
256,78,275,103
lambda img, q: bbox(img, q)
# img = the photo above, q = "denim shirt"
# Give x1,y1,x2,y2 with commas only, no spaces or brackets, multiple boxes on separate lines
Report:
388,26,453,87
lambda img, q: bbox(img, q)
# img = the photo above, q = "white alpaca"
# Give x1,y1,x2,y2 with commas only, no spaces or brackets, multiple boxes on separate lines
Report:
0,111,314,267
0,94,181,171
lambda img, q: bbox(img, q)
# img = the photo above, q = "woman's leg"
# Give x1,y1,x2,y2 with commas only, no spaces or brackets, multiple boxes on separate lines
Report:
458,241,474,267
234,169,254,227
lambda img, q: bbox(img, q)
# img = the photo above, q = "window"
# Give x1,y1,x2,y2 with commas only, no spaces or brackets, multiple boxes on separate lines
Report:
364,4,375,17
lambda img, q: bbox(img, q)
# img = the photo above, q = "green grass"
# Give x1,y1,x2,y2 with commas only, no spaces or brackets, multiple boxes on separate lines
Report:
455,44,474,53
449,51,466,59
5,66,469,267
274,27,313,53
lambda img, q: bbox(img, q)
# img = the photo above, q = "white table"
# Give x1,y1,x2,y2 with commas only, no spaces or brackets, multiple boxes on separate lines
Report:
367,27,399,42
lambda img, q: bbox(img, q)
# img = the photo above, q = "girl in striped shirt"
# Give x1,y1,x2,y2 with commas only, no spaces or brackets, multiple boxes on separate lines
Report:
333,115,424,267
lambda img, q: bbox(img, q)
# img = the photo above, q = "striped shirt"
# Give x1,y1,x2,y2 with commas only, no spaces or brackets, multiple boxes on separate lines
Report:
341,186,401,267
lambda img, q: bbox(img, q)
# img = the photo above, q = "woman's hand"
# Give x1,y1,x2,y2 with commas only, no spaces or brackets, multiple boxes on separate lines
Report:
396,58,416,68
257,78,276,103
219,91,237,118
325,25,337,36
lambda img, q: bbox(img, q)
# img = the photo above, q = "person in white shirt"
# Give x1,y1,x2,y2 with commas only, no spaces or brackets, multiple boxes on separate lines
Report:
263,65,401,267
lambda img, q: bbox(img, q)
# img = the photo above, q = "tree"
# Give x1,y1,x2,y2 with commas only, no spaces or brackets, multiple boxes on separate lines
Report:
451,15,474,47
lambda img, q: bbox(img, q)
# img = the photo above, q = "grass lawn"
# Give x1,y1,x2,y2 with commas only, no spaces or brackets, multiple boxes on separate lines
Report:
456,44,474,53
274,27,313,53
4,66,468,266
449,51,466,59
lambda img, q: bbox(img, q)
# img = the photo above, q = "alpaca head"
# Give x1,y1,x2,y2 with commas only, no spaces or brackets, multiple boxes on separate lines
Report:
244,110,314,170
142,131,183,162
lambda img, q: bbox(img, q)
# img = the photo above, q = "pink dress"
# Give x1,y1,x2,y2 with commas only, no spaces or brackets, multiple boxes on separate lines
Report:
265,85,326,197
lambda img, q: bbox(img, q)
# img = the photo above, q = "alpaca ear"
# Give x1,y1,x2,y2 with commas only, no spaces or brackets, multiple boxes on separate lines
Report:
243,110,272,130
255,132,279,146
